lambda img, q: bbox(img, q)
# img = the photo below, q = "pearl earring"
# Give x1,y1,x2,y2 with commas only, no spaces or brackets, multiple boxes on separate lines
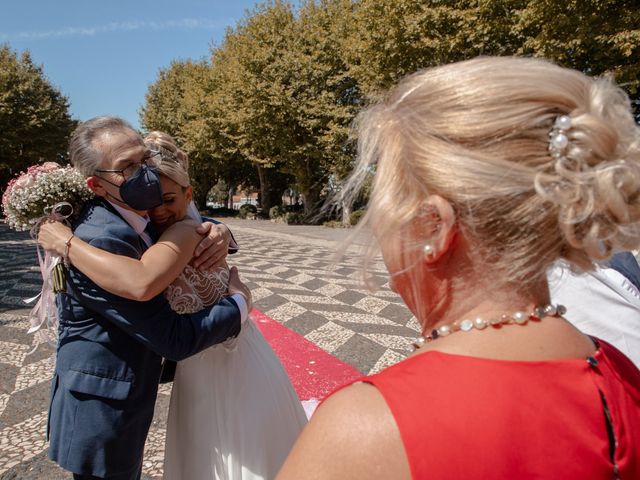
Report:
423,243,435,258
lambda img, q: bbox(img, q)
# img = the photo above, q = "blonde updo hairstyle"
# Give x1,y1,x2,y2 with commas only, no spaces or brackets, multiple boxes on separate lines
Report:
143,131,191,188
343,56,640,287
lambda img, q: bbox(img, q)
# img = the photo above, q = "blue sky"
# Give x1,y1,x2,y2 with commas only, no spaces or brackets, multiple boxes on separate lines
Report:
1,0,261,130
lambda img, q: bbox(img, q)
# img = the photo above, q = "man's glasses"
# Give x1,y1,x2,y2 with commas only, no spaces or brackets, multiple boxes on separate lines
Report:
95,150,160,178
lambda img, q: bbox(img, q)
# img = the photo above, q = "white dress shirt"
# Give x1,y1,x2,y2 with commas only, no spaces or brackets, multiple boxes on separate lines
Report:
110,202,153,247
548,263,640,367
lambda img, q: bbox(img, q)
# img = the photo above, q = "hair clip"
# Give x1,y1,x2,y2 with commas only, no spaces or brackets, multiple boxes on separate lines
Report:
145,141,179,164
548,115,572,160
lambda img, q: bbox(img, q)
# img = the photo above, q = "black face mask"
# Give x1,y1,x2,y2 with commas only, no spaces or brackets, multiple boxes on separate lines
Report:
98,164,163,211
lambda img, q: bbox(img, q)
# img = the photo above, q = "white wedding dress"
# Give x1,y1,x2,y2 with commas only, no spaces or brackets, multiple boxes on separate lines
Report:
163,263,307,480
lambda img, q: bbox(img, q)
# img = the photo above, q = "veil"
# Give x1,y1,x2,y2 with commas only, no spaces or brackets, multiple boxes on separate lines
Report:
187,200,202,222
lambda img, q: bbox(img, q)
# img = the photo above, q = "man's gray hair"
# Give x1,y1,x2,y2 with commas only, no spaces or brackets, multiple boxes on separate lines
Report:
69,116,137,177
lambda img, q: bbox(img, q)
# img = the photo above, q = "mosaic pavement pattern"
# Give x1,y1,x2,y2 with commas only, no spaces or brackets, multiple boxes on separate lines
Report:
0,221,417,478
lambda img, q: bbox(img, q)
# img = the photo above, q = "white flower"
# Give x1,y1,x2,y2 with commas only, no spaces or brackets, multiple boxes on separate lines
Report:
2,164,94,231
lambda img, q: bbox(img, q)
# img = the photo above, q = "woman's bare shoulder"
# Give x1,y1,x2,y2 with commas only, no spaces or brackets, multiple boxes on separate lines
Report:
158,218,202,239
149,219,204,258
167,217,202,230
278,382,411,479
318,382,403,445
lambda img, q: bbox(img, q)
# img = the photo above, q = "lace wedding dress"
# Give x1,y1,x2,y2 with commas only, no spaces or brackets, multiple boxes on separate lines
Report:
163,263,307,480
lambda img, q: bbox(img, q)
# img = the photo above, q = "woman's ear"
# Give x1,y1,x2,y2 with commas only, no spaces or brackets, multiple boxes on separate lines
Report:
419,195,456,264
185,186,193,203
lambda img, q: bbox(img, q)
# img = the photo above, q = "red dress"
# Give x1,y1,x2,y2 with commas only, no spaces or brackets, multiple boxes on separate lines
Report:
360,339,640,479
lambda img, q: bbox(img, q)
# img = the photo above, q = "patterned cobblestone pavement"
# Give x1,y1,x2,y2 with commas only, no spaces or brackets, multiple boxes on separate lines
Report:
0,219,416,478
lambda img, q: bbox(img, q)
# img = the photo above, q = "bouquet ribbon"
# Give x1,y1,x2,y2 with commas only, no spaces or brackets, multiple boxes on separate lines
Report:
25,202,74,349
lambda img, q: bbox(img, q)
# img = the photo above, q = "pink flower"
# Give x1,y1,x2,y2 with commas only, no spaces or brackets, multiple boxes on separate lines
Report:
15,174,35,189
41,162,60,172
2,162,91,232
2,163,60,208
25,162,59,178
2,178,17,205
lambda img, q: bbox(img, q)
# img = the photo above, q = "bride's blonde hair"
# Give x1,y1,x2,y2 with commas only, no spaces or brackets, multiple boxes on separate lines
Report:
341,56,640,285
144,131,190,188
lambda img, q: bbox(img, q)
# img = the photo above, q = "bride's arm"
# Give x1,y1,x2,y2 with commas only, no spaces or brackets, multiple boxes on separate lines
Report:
37,219,204,301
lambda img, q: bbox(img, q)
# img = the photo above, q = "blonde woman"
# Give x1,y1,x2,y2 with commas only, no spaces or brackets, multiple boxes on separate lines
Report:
278,57,640,479
38,132,307,480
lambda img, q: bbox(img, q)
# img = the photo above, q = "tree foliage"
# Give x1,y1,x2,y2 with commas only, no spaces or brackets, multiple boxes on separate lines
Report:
514,0,640,117
0,44,76,189
140,0,640,219
140,59,256,207
203,0,361,215
208,1,297,212
287,0,360,209
515,0,640,84
343,0,526,97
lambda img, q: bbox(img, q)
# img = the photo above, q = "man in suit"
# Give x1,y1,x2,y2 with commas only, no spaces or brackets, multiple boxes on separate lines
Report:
549,252,640,368
47,116,251,479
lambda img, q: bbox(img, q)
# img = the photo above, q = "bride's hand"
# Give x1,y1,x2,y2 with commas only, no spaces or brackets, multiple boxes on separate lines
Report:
37,221,73,255
228,266,253,313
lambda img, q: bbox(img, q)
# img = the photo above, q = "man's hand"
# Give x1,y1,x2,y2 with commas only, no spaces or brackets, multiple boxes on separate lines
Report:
193,222,231,270
228,266,253,312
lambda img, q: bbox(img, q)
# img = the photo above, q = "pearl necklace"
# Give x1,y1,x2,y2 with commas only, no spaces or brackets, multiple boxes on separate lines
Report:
413,304,567,350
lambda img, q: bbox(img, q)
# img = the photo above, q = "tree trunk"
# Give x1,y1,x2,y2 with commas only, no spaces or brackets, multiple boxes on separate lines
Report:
227,188,234,210
257,164,273,212
192,186,209,210
341,200,352,226
301,185,322,221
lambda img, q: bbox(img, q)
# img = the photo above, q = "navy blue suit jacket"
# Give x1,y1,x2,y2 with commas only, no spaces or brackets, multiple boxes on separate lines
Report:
48,198,241,478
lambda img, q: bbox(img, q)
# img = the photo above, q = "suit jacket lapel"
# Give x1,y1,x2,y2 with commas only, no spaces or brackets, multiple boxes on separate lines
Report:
94,197,125,221
92,197,151,253
144,222,159,243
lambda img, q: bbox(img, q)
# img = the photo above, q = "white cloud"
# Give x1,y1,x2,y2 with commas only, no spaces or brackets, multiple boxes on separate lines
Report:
0,18,228,42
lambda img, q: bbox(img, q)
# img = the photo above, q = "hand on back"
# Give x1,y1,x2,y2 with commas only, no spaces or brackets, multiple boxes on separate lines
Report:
192,222,231,270
228,266,252,312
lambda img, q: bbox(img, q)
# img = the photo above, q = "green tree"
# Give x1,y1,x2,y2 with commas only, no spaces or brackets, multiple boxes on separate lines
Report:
343,0,527,97
283,0,361,216
140,60,197,136
140,59,253,208
207,0,361,217
514,0,640,117
208,179,231,207
205,1,298,213
0,44,76,189
344,0,639,107
178,55,258,209
142,0,639,219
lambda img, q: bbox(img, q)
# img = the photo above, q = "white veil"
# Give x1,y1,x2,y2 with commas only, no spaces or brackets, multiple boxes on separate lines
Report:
187,200,202,221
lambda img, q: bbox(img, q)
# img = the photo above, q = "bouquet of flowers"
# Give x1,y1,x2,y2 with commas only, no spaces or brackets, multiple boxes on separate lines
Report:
2,162,93,349
2,162,93,231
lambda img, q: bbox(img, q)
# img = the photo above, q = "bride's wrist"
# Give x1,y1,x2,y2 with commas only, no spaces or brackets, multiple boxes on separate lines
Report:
61,234,74,266
52,237,64,256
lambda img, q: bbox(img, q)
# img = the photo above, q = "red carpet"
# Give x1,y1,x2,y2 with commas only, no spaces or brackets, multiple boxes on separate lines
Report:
251,309,362,402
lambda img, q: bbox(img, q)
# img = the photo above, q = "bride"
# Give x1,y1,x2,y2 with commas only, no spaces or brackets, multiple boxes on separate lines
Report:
38,131,307,479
